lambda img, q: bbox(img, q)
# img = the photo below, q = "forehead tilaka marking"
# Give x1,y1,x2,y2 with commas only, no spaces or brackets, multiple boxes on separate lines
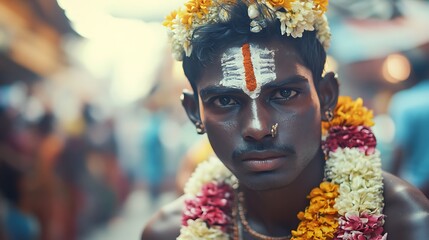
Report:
220,43,276,99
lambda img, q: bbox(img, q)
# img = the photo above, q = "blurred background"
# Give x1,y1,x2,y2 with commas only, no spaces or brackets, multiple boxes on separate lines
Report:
0,0,428,239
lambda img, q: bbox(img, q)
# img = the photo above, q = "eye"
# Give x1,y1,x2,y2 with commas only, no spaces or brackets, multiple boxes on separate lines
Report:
212,96,238,107
271,89,298,101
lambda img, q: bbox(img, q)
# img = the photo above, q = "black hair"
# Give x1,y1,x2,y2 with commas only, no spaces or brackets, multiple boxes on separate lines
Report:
182,1,327,95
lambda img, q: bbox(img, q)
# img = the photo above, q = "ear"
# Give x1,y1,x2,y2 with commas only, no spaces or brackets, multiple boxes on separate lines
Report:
319,72,339,121
181,89,201,126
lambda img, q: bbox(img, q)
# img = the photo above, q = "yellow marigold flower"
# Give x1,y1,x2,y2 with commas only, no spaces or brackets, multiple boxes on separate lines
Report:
320,181,338,193
185,0,212,19
322,96,374,133
310,196,326,204
163,10,177,28
322,205,337,215
314,0,328,13
303,211,314,220
179,11,193,28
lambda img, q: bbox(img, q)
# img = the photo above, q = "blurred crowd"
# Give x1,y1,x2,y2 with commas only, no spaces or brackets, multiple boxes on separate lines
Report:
0,51,205,238
0,102,127,240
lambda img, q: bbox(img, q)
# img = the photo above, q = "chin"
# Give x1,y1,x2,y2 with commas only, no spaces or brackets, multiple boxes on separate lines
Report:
236,170,299,191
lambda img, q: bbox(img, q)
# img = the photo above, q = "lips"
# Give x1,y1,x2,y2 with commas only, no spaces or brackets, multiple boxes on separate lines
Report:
239,151,286,172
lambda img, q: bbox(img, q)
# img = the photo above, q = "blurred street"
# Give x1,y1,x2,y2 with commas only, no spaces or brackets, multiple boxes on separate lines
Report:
84,188,176,240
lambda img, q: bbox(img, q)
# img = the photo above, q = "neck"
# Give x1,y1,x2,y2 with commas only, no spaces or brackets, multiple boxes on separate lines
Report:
239,149,325,236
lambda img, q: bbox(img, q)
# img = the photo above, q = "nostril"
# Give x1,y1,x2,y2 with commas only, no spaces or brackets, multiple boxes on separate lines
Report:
243,129,273,142
244,136,271,143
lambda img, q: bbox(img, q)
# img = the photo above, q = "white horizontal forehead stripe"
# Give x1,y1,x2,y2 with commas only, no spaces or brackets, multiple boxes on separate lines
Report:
220,44,276,99
220,47,246,92
250,44,276,98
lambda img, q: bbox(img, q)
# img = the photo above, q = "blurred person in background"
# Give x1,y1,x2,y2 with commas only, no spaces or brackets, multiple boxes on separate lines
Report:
143,0,429,239
0,107,40,240
141,88,167,206
0,161,39,240
19,111,71,240
389,46,429,198
56,102,128,238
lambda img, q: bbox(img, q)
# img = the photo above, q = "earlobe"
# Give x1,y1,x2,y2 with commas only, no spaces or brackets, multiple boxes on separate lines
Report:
319,72,339,121
181,89,203,130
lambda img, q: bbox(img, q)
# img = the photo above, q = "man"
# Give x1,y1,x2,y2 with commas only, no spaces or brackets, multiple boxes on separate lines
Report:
143,0,429,239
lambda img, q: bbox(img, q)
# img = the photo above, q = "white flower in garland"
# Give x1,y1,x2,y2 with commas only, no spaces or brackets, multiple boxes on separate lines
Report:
184,157,236,196
325,147,384,216
178,219,229,240
179,158,236,239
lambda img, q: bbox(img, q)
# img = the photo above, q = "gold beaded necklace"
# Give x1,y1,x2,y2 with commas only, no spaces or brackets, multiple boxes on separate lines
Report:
237,192,292,240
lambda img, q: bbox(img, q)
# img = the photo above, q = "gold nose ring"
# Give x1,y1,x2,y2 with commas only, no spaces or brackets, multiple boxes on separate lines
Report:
271,123,279,138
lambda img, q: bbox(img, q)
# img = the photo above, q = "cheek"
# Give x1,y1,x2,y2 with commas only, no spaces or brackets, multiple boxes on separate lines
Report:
203,116,238,161
291,99,322,155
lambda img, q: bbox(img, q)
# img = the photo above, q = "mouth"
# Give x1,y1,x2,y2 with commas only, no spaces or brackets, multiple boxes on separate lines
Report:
240,151,286,172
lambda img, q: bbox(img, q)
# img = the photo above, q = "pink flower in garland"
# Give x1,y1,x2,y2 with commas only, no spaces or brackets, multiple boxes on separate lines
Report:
335,212,387,240
182,182,234,231
323,126,377,156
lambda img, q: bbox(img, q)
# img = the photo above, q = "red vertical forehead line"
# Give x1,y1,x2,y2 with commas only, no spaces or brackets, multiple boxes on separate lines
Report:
241,43,257,92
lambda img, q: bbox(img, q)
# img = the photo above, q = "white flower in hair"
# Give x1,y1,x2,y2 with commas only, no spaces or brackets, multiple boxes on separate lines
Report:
248,4,260,19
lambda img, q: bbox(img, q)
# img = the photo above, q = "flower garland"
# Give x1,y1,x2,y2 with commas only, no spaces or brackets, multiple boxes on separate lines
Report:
179,157,237,239
322,96,386,240
163,0,331,61
178,96,387,240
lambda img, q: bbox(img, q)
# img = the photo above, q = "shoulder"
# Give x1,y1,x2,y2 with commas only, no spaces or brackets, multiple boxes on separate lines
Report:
382,171,429,239
141,196,185,240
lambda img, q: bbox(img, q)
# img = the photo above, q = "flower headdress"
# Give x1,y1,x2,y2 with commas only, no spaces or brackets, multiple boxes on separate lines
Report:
163,0,331,61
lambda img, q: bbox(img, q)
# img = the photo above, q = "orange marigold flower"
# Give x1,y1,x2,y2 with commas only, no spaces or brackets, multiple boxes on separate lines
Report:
266,0,293,10
309,187,324,197
291,181,339,239
322,96,374,133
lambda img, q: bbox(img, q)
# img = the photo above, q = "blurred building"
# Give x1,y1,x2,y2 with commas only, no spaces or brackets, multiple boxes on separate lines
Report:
0,0,72,85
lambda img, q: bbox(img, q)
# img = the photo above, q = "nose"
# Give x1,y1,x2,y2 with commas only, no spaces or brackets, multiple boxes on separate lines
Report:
241,101,272,141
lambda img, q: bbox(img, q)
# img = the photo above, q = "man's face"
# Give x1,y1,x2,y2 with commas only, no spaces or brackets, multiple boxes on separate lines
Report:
196,40,323,190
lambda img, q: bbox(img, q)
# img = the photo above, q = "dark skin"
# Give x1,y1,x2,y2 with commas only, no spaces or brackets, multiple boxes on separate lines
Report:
142,40,429,239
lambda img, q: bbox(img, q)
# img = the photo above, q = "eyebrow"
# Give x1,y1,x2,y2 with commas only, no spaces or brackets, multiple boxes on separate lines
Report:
199,74,309,98
261,75,309,90
199,86,244,98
